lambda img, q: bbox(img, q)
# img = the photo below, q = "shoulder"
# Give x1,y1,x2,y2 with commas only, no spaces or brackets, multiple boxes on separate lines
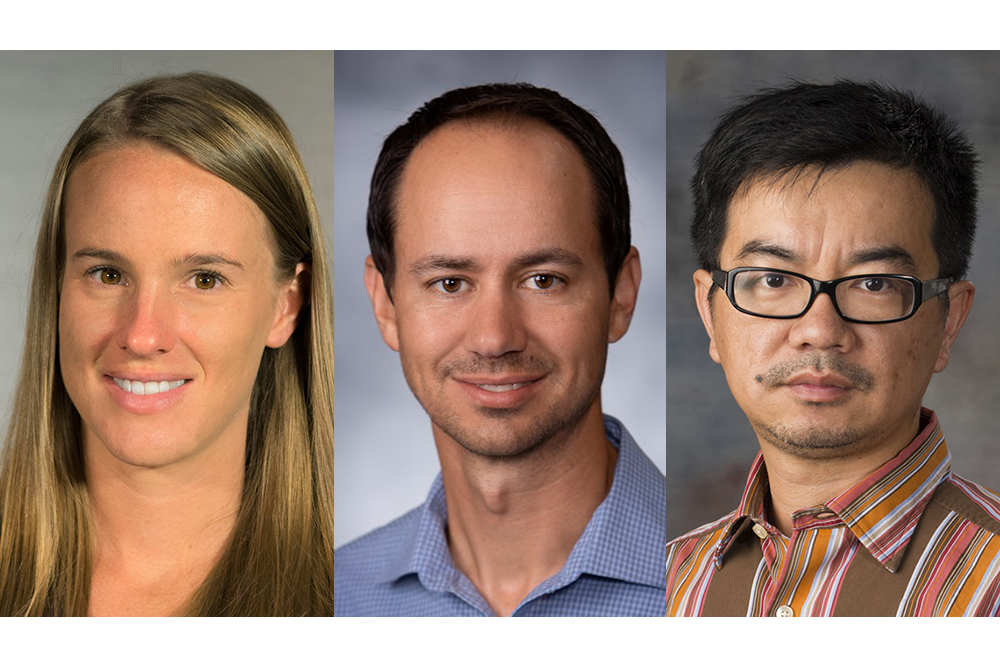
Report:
334,506,423,613
935,474,1000,535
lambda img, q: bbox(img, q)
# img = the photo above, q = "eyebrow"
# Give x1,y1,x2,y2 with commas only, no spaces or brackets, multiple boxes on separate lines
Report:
408,247,586,276
71,247,245,271
175,253,245,271
847,245,918,273
734,240,919,273
409,254,480,276
510,247,586,271
733,240,798,263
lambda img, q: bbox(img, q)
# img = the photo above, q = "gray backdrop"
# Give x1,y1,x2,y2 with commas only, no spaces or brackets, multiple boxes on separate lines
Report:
334,51,668,548
668,52,1000,540
0,53,334,460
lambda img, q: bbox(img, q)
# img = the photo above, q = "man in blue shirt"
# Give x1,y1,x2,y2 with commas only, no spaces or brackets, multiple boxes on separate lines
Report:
335,83,666,616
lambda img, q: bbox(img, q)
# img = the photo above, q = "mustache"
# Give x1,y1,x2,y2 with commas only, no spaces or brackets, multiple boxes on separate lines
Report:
757,354,875,391
440,353,553,377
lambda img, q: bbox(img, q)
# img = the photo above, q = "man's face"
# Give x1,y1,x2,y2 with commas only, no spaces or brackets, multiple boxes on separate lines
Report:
694,161,973,460
366,120,639,458
60,143,302,473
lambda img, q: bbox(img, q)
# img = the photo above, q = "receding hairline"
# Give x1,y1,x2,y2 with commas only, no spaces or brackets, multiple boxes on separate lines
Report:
392,114,599,228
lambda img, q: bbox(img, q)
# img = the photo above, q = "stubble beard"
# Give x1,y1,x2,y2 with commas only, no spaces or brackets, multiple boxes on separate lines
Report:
751,353,881,460
403,351,605,460
752,417,885,460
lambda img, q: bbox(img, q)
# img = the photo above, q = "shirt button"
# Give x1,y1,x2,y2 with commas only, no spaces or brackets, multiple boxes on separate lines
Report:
775,605,794,618
752,523,768,539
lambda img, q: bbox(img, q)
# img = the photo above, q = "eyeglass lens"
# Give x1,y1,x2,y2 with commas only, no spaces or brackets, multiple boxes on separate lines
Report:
732,270,916,322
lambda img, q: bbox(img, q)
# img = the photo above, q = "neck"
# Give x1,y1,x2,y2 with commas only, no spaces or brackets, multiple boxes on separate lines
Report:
435,401,615,617
756,410,923,536
84,428,245,616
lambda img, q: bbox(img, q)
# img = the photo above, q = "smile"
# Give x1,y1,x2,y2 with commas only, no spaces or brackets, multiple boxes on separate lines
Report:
112,377,187,396
476,382,530,392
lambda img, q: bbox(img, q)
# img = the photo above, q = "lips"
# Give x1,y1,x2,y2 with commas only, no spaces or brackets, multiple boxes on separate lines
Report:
103,372,193,414
783,371,853,389
451,375,543,408
781,371,854,403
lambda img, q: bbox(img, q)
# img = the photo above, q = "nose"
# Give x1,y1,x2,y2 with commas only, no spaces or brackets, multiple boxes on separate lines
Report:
464,285,528,358
786,292,856,352
114,284,177,356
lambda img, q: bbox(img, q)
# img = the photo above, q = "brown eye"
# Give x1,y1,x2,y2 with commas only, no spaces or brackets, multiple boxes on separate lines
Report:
100,268,121,285
194,273,217,290
525,274,560,290
439,277,463,293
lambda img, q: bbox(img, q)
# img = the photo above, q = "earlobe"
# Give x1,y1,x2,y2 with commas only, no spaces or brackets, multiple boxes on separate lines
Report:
933,280,975,373
693,269,721,364
608,247,641,343
266,262,309,349
364,255,400,351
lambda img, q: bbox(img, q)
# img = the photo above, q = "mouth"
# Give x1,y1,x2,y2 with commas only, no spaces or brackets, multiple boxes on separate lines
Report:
475,382,532,393
780,372,854,403
452,375,544,408
110,377,188,396
783,372,853,390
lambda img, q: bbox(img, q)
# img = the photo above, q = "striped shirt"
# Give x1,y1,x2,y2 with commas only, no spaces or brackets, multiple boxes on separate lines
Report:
666,409,1000,616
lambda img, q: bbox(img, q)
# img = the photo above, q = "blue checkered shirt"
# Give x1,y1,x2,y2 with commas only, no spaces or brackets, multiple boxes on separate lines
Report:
334,415,666,616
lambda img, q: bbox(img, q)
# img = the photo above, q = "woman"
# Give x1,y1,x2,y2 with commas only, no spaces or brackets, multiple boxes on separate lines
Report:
0,72,334,615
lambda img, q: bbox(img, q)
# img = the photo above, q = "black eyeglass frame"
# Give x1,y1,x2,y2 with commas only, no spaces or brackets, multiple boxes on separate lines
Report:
711,267,951,324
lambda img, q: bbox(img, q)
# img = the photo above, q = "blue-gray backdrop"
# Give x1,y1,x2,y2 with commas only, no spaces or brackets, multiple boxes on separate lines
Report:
333,51,668,548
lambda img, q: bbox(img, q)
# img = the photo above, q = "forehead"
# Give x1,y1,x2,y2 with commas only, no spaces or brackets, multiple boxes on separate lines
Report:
393,119,598,260
721,162,938,273
63,143,272,259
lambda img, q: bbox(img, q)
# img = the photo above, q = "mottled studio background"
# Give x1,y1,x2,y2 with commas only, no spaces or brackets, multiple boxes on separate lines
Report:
667,52,1000,540
334,51,668,548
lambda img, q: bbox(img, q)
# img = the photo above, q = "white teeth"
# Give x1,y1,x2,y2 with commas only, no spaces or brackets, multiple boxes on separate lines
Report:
477,383,527,393
113,377,186,396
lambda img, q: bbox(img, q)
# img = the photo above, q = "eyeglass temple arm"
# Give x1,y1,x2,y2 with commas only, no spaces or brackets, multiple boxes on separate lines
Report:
921,279,950,303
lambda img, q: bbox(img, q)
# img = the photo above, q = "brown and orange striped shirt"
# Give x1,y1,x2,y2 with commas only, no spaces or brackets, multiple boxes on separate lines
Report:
666,409,1000,616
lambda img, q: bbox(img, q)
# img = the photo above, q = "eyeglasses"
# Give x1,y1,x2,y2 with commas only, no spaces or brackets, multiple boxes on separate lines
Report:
712,267,950,324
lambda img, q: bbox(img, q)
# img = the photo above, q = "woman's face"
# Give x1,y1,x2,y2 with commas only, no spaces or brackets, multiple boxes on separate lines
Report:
59,143,302,474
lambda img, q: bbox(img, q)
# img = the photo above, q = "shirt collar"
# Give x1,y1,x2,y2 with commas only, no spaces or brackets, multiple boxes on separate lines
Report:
379,415,666,595
715,408,952,573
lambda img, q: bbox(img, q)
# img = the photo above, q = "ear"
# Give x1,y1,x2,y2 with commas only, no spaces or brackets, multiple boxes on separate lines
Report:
693,269,721,364
266,262,308,349
364,255,400,351
608,246,642,343
933,280,975,373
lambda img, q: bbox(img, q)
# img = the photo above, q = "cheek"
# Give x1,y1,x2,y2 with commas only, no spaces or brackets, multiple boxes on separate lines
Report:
398,304,462,361
58,291,114,369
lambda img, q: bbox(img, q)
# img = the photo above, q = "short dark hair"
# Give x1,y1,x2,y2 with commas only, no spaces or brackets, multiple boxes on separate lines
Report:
367,82,630,297
691,80,979,281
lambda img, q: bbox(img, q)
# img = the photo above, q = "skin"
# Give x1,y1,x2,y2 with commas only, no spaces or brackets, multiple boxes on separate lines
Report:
60,143,304,615
694,162,974,536
365,120,641,615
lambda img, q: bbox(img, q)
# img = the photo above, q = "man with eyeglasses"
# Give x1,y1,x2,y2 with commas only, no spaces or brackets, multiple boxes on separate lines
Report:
667,81,1000,616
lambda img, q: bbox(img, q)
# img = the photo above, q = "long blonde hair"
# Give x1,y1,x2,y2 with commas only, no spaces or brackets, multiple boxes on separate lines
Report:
0,72,334,615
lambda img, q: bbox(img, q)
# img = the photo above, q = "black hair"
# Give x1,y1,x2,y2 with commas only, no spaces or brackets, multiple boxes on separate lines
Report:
367,82,630,297
691,80,979,281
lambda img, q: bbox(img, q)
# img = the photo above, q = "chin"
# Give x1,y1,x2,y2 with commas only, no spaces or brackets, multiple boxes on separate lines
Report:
85,422,199,470
430,395,598,460
753,418,883,459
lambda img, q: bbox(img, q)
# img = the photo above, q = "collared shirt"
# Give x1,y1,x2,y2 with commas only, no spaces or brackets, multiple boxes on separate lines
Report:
666,409,1000,616
335,415,667,616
